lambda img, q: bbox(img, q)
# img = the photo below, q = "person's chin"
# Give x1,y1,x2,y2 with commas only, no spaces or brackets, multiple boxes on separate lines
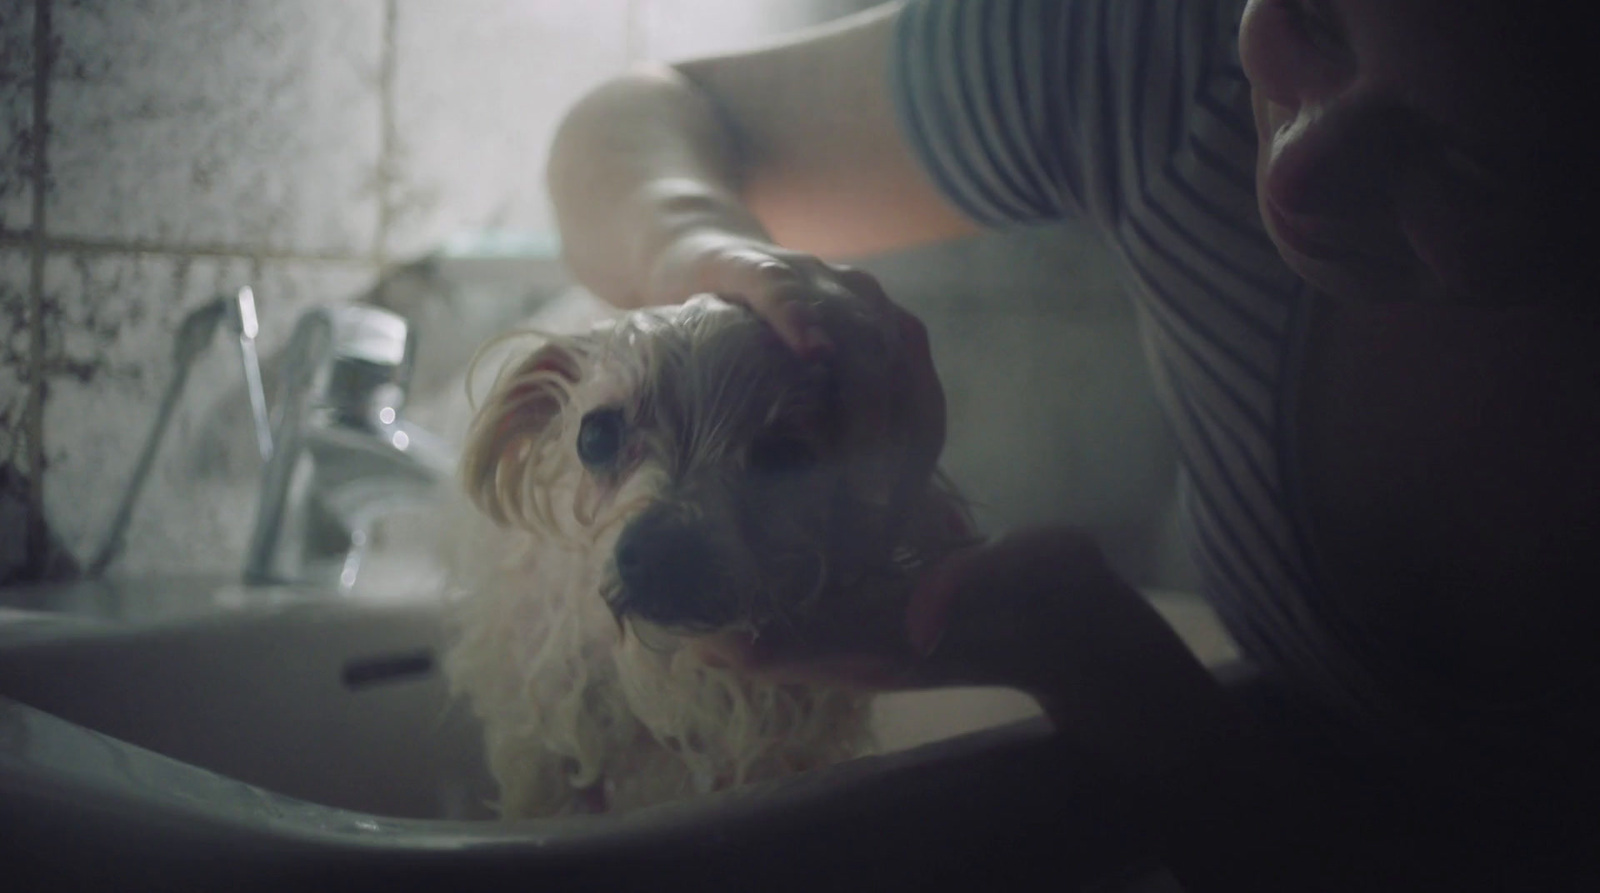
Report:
1277,245,1436,305
1262,204,1434,304
1280,237,1554,309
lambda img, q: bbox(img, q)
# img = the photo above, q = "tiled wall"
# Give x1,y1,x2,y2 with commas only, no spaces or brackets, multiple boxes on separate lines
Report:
0,0,876,584
0,0,1194,592
856,228,1194,590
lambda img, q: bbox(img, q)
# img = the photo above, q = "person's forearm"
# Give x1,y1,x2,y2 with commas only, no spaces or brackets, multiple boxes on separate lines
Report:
546,66,769,309
921,544,1392,888
912,534,1405,884
918,532,1249,777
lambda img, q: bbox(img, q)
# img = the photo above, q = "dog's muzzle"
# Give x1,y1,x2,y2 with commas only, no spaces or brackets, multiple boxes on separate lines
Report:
609,507,733,630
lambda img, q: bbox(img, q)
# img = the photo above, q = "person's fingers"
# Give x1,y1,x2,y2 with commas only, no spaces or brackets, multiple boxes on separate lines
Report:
657,235,910,359
833,273,947,543
905,542,985,656
692,630,906,689
832,269,939,431
683,245,829,353
697,529,1100,692
898,307,945,459
941,526,1105,598
832,266,894,316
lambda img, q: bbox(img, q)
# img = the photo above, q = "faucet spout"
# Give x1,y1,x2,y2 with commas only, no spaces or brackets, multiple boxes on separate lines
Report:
227,286,275,462
244,304,455,592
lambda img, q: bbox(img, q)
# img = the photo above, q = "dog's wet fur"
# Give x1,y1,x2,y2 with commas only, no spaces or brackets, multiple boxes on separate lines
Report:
443,296,973,817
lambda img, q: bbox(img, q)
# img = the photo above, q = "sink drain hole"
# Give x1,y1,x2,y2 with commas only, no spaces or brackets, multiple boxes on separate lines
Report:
342,650,435,689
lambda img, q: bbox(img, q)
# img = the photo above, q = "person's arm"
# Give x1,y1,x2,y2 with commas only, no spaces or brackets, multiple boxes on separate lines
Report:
905,528,1251,776
921,529,1438,890
546,2,974,349
722,525,1388,891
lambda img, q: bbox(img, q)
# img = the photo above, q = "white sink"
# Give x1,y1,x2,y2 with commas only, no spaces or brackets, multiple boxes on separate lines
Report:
0,579,1232,820
0,585,496,820
0,578,1240,890
0,579,1040,823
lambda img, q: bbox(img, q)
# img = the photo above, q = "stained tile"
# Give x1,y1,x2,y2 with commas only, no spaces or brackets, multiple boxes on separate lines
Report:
40,250,376,575
0,0,35,234
47,0,384,255
384,0,631,259
0,248,29,472
1,248,33,581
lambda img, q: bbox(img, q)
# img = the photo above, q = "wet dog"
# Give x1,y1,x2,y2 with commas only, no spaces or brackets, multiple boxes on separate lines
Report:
443,295,973,817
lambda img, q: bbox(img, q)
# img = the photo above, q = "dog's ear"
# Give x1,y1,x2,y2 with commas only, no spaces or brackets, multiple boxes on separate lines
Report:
461,339,588,527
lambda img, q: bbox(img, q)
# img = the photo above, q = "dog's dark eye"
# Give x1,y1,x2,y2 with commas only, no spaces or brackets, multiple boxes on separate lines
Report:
577,407,625,469
748,434,816,478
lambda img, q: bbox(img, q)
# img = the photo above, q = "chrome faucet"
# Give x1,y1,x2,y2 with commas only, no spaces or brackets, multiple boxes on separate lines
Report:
243,301,454,591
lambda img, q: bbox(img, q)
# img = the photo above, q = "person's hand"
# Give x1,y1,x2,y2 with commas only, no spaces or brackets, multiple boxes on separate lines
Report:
699,525,1243,776
698,526,1121,690
650,229,947,552
645,229,876,353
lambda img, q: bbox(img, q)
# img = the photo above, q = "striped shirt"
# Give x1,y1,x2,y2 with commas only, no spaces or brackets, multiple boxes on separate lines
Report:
889,0,1409,746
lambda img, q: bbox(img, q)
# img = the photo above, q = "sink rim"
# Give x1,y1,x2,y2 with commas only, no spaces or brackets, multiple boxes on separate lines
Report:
0,687,1059,840
0,572,444,630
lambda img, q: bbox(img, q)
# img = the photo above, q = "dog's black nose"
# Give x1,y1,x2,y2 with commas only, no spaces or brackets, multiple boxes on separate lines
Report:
612,511,721,627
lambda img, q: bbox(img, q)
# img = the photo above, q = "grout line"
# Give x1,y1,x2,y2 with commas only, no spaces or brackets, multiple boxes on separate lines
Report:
0,231,374,265
24,0,50,577
374,0,398,269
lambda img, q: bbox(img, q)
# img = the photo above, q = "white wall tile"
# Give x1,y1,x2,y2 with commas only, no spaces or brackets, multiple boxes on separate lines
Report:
0,0,34,234
384,0,632,260
40,251,376,575
922,310,1177,532
46,0,385,255
856,226,1190,587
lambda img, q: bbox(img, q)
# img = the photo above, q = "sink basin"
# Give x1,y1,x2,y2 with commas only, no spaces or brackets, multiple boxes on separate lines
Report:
0,578,1065,819
0,578,1231,819
0,578,1238,890
0,587,496,820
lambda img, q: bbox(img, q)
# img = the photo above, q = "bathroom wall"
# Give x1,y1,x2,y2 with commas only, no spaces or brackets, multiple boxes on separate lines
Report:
0,0,1195,593
0,0,877,584
858,227,1195,591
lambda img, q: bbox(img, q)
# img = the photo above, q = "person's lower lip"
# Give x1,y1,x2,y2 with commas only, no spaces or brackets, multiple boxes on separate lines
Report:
1265,201,1363,265
1267,202,1415,277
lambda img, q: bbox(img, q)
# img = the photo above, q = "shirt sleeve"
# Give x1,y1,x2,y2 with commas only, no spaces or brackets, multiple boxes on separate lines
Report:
890,0,1246,230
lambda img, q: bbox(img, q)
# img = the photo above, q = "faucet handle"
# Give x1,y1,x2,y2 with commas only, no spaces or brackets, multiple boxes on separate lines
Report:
285,305,418,430
245,302,437,589
329,305,412,368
